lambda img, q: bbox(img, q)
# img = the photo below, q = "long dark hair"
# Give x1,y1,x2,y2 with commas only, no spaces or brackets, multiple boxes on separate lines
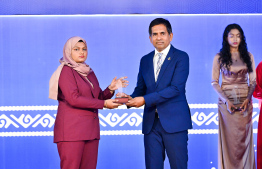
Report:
219,23,253,72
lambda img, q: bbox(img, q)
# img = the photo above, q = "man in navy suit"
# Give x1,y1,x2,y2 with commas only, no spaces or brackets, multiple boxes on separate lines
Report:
126,18,192,169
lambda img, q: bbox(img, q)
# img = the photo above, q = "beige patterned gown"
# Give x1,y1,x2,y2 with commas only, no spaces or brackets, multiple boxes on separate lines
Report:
211,53,256,169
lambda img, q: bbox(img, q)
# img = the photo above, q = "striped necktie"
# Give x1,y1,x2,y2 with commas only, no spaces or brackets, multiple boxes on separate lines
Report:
156,53,163,79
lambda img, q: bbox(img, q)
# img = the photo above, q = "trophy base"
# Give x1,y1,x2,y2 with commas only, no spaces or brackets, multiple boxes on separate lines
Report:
115,97,129,104
235,107,243,111
231,107,243,111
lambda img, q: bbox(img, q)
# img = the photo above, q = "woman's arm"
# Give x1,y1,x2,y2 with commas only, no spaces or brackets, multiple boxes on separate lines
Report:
211,54,236,113
240,53,256,113
211,54,229,103
246,53,257,100
59,66,105,109
98,87,114,100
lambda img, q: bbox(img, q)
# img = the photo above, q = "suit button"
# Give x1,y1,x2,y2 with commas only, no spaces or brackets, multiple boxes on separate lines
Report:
94,117,96,119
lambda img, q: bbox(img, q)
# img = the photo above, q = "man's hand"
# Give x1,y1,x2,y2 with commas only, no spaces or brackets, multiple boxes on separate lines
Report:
126,97,145,107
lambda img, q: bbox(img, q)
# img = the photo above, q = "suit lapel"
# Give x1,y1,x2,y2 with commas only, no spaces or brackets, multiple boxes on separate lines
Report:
156,46,175,87
81,73,95,97
147,52,156,87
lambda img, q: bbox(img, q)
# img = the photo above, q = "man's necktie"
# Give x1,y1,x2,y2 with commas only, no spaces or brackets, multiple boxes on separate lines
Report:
156,53,163,79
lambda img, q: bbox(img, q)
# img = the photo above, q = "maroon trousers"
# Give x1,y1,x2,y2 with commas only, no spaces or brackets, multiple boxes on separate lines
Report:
57,140,99,169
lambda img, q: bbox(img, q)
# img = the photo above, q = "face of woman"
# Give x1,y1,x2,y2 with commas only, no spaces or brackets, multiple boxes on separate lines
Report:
227,29,241,49
71,42,88,63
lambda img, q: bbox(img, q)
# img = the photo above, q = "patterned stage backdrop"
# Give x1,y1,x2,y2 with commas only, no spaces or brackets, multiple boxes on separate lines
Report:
0,14,261,169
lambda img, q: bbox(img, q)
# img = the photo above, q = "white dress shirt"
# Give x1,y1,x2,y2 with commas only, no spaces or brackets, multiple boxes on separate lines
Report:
153,44,171,81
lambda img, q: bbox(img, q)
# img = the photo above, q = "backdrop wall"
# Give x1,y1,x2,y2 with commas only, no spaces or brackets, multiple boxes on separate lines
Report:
1,0,262,14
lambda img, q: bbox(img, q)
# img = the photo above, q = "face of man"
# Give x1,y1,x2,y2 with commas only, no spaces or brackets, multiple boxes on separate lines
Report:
149,24,173,52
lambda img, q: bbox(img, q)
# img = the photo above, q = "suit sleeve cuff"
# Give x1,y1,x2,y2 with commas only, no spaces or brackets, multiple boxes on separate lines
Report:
98,100,105,109
105,87,114,98
144,92,158,107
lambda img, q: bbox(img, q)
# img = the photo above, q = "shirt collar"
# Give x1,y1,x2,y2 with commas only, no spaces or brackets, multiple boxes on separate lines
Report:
154,44,171,56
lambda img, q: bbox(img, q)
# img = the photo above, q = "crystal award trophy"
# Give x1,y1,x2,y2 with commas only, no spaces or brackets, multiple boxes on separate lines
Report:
115,79,128,104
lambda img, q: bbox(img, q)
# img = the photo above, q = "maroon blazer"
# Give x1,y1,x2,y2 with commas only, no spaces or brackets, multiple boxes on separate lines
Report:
54,65,113,143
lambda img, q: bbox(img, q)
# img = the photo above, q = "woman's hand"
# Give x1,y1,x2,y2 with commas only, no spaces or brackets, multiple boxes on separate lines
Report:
104,99,122,109
108,76,129,91
240,99,249,113
226,100,237,114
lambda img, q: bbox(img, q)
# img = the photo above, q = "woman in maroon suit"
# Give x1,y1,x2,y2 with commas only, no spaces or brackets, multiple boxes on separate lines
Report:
254,61,262,169
49,36,127,169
